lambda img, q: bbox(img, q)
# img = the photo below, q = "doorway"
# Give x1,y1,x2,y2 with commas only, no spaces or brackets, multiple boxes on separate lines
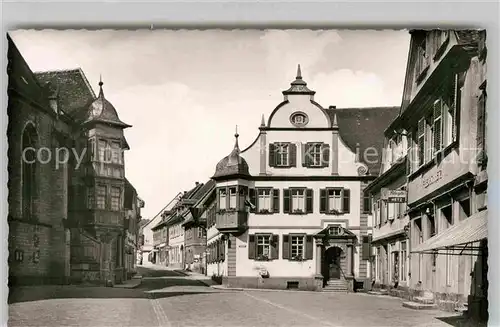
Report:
323,247,343,282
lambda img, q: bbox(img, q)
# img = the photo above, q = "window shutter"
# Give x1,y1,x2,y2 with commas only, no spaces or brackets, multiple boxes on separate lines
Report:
363,193,371,214
272,189,280,213
433,100,443,152
249,188,257,213
406,131,413,174
282,234,290,259
306,189,314,213
269,143,276,167
289,143,297,167
342,189,350,214
303,143,311,167
305,235,314,260
361,235,371,260
271,234,279,260
321,143,330,167
417,119,425,166
283,189,291,213
320,189,327,213
248,235,256,259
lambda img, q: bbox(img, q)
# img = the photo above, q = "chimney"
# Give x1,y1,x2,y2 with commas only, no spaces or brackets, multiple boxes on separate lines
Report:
195,182,200,186
329,105,336,110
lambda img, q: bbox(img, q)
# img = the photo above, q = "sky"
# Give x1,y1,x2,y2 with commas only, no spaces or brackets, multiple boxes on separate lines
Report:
10,29,410,219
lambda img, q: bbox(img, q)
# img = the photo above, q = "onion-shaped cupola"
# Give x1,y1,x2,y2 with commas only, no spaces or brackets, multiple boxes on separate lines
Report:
213,127,250,179
84,77,131,128
282,64,316,96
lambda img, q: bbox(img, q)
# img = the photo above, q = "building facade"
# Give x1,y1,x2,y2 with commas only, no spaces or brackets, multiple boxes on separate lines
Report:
139,192,182,266
7,35,142,286
206,67,399,291
123,180,144,279
397,30,487,320
182,180,215,274
365,116,410,291
151,217,169,265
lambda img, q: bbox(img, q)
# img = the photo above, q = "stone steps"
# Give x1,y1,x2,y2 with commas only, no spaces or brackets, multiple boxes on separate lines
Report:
402,301,437,310
323,280,349,292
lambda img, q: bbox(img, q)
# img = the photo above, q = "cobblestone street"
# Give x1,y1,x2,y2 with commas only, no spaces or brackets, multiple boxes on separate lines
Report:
8,266,474,327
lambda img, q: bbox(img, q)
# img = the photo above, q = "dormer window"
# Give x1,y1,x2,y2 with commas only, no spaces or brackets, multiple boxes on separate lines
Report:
290,111,309,127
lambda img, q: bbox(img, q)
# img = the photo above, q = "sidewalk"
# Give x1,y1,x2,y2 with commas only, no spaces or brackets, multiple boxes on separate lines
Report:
173,270,221,287
113,278,142,289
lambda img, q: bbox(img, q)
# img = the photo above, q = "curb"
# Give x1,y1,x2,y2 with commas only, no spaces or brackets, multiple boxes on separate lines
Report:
210,285,341,294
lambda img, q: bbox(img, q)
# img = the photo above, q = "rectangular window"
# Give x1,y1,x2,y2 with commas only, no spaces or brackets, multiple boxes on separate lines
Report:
98,140,106,162
363,193,372,214
328,189,342,212
290,235,305,259
387,202,396,221
441,205,453,229
96,185,107,209
417,118,425,167
87,187,94,209
401,242,407,281
111,187,121,211
258,189,272,212
433,99,443,153
458,198,471,222
218,188,227,210
111,142,121,164
373,200,379,226
310,143,322,167
276,143,289,167
415,39,429,82
291,189,305,212
256,235,271,259
229,187,237,209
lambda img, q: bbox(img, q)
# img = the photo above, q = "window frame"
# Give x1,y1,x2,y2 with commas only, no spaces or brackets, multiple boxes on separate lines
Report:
276,143,290,167
257,188,272,213
290,188,306,213
256,234,272,260
96,184,107,210
110,186,121,211
289,234,306,260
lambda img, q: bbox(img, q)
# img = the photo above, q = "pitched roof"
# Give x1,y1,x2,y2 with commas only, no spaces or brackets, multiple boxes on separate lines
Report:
327,107,400,175
34,68,96,118
83,82,131,128
7,34,50,109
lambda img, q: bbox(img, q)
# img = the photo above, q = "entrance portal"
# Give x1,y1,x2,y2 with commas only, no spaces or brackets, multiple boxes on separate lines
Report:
323,246,344,282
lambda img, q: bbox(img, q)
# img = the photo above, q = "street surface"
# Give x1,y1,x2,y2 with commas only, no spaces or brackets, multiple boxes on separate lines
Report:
9,266,473,327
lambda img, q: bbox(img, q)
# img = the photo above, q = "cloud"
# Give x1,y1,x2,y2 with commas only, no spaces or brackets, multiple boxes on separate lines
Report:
10,29,409,218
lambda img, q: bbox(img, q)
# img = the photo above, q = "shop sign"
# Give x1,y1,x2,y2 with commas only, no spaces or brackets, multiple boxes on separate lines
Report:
381,188,407,203
422,170,443,189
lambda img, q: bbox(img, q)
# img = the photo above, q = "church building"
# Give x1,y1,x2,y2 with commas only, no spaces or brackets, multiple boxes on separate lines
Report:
206,66,399,291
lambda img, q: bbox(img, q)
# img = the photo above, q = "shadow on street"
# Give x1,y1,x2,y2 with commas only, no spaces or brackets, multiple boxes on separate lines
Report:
436,315,487,327
8,266,219,304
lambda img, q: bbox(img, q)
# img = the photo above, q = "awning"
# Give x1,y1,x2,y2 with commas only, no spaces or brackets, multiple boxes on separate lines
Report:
411,209,487,255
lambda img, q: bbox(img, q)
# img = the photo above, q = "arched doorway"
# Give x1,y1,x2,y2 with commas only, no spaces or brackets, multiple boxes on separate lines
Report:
323,246,345,282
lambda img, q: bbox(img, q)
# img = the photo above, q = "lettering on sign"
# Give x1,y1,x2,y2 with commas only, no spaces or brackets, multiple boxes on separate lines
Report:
381,188,407,203
422,170,443,189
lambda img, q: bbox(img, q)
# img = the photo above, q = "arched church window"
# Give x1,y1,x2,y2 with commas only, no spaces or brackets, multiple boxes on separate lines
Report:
22,124,38,220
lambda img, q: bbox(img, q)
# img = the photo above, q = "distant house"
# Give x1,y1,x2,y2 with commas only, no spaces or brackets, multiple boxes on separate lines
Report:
139,192,182,265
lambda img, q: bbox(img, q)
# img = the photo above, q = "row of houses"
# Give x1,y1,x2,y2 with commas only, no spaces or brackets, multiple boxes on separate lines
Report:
366,30,488,320
7,34,145,287
139,29,487,321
